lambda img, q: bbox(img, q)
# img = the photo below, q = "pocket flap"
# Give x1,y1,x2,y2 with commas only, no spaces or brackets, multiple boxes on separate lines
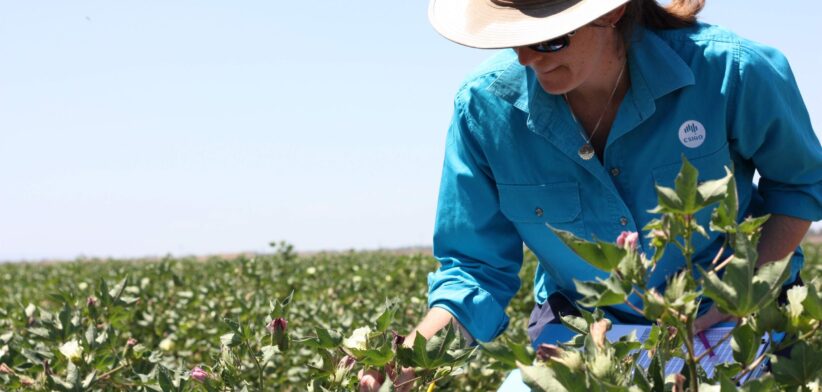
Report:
497,182,581,223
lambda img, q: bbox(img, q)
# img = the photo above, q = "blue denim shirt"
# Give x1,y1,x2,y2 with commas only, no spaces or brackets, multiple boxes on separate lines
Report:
428,23,822,343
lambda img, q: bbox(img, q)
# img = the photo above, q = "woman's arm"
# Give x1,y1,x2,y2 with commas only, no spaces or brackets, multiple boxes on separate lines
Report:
694,213,810,332
755,214,811,268
403,307,473,347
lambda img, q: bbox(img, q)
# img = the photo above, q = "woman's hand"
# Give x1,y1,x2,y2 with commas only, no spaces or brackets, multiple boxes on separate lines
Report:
357,365,416,392
693,305,736,333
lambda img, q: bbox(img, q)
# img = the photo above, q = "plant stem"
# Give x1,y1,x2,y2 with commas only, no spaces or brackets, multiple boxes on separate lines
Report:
683,322,699,392
243,336,264,388
624,299,646,317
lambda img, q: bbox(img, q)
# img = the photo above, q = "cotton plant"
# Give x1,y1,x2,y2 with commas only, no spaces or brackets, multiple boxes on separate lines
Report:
484,156,822,391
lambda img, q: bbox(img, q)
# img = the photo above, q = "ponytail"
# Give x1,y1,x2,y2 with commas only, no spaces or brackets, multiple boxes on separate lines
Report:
644,0,704,29
617,0,704,46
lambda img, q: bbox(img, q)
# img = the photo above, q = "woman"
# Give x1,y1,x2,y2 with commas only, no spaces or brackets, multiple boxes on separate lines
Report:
360,0,821,390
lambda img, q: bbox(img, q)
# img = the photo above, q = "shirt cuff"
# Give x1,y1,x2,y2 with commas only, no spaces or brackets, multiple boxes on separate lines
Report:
427,283,509,343
761,186,822,221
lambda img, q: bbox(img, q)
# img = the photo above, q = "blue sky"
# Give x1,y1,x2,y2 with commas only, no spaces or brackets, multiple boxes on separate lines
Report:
1,1,820,261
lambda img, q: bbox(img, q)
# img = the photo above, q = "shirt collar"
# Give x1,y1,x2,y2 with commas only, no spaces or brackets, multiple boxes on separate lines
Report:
486,26,696,113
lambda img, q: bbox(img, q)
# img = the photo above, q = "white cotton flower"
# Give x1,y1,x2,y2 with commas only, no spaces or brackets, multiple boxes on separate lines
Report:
306,267,317,275
78,282,88,291
59,339,84,363
159,337,176,352
352,276,362,284
343,326,371,351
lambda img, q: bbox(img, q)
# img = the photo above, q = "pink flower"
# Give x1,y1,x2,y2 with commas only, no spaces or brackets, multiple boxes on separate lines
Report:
126,338,138,347
86,296,97,307
338,355,356,372
190,367,207,382
266,318,287,334
391,330,405,350
616,231,639,250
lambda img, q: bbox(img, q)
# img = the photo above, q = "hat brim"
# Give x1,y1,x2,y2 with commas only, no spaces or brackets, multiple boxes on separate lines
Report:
429,0,630,49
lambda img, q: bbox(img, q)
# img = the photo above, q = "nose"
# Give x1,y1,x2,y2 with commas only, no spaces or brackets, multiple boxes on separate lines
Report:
515,47,540,67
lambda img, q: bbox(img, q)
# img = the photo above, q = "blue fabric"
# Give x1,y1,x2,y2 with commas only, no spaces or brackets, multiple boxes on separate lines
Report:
427,23,822,343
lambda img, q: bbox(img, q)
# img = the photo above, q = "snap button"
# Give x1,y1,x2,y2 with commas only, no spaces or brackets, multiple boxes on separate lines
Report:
620,216,629,226
535,207,544,217
610,167,620,177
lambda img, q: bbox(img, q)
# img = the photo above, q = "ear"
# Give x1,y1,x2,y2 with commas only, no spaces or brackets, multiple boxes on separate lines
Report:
599,4,627,26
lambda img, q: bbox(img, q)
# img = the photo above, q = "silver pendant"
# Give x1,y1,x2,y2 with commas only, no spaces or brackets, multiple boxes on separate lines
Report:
578,143,595,160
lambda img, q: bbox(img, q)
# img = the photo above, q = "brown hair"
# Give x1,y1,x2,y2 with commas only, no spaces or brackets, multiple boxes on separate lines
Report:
618,0,705,44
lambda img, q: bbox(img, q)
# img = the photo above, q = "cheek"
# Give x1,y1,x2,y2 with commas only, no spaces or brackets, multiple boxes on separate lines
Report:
534,66,578,95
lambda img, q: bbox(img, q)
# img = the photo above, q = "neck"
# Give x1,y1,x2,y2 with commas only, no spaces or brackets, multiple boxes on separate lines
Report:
566,46,629,108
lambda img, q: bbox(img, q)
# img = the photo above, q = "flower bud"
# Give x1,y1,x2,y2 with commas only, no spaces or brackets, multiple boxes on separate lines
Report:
616,231,639,250
190,366,208,382
267,318,289,352
536,343,563,362
0,363,13,375
266,318,287,334
391,330,405,350
338,355,356,371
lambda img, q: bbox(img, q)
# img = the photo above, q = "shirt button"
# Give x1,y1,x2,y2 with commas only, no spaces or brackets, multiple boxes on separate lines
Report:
620,216,629,226
535,207,544,217
610,167,620,177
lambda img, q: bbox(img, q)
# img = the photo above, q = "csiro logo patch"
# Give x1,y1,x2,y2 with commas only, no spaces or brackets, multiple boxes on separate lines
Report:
678,120,706,148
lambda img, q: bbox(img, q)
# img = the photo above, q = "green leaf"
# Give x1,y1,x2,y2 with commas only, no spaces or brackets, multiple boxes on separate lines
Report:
701,251,792,317
655,185,684,213
754,301,787,334
574,277,626,308
559,315,588,335
108,277,128,303
696,167,732,207
803,283,822,320
359,343,395,367
479,337,534,370
315,328,342,349
730,322,761,366
738,215,770,235
373,299,398,333
548,227,626,272
518,363,572,392
158,366,174,392
674,155,699,213
770,342,822,386
220,333,241,347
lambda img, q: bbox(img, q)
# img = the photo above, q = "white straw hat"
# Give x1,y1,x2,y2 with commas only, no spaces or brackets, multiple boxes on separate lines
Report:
428,0,630,49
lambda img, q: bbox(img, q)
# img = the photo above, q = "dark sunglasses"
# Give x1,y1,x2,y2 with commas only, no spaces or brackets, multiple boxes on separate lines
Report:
527,30,577,53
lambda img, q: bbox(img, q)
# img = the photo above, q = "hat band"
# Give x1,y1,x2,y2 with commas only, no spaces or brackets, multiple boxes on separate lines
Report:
489,0,572,10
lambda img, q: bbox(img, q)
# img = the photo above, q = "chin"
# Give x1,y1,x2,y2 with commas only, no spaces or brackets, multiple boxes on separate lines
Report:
536,78,574,95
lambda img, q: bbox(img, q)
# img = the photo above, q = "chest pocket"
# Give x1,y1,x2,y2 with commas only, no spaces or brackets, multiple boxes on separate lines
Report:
651,143,731,191
497,182,587,239
651,144,732,255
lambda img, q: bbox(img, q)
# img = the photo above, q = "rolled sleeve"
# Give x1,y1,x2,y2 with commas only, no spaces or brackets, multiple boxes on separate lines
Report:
729,43,822,221
427,91,524,343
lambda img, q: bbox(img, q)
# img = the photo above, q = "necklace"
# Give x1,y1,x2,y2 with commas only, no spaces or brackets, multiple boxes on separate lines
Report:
564,61,627,160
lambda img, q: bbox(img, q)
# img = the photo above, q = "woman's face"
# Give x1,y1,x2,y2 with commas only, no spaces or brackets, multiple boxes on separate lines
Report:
513,23,621,95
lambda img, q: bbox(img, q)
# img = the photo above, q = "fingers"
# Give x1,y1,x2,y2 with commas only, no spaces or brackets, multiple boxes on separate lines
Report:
394,367,417,392
357,369,384,392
